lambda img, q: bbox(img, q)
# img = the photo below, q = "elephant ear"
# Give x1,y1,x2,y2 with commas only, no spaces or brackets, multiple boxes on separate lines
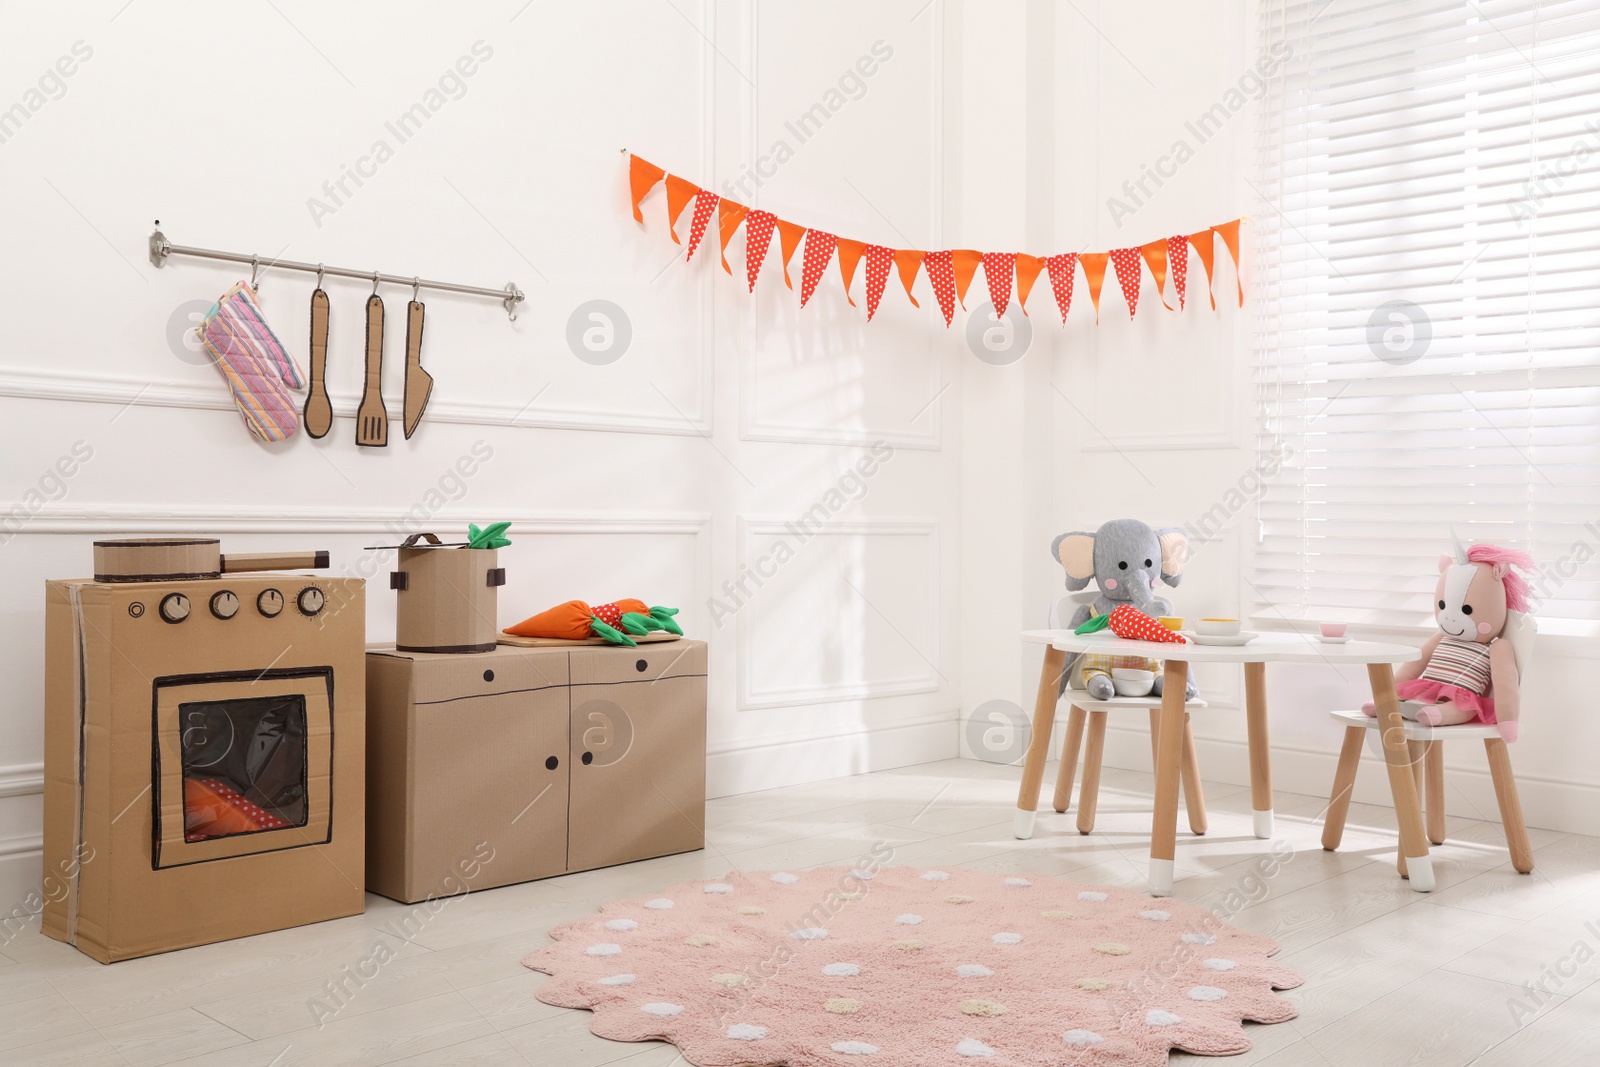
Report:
1156,527,1189,587
1052,532,1096,591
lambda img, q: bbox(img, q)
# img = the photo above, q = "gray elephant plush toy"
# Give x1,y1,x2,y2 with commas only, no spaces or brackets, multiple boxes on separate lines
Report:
1051,518,1196,701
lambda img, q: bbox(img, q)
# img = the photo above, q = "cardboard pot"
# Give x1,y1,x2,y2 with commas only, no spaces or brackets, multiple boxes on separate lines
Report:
391,533,505,653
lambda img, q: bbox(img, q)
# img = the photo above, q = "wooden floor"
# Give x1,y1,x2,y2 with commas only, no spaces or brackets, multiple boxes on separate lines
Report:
3,756,1598,1066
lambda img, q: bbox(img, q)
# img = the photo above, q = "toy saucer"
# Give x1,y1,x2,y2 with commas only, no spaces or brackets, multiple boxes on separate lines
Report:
1188,631,1259,646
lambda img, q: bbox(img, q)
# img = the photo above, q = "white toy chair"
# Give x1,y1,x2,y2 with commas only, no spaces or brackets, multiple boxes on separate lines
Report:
1014,595,1209,839
1321,613,1535,877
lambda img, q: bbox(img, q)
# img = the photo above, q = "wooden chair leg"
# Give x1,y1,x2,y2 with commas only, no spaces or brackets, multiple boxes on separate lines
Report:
1076,712,1108,835
1485,737,1534,874
1148,708,1160,771
1052,705,1088,814
1425,740,1446,846
1322,725,1365,851
1181,712,1207,836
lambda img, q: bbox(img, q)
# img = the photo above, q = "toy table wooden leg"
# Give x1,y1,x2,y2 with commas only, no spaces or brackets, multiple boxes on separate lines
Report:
1368,662,1434,892
1243,662,1275,839
1148,658,1189,896
1014,646,1067,840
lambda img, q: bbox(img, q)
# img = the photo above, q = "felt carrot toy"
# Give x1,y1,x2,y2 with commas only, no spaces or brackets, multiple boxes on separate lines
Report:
1106,604,1188,644
505,599,682,647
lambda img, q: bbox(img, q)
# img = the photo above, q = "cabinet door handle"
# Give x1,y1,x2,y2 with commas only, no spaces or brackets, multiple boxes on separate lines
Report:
545,755,559,771
581,751,593,765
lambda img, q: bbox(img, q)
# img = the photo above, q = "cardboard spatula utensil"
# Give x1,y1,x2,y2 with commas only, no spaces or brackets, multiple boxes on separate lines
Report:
355,294,388,447
402,299,433,439
302,288,333,439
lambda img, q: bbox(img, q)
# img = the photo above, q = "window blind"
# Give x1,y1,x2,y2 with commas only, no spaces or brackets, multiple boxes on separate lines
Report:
1253,0,1600,628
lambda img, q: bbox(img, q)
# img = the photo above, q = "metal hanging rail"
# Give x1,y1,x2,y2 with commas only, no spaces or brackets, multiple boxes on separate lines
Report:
147,230,525,320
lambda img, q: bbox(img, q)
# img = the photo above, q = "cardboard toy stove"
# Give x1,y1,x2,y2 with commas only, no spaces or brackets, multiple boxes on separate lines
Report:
42,538,366,963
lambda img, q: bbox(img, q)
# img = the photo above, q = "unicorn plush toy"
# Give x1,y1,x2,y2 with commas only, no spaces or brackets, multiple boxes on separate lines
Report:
1364,540,1536,741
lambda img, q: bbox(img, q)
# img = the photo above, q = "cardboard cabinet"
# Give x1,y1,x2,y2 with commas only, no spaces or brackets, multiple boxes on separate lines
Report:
365,641,706,903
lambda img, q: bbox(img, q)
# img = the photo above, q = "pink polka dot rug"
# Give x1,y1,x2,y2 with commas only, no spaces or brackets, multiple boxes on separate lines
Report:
524,865,1302,1066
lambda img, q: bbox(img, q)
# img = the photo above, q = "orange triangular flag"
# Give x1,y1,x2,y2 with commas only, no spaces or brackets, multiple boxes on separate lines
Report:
1079,252,1109,321
951,249,982,309
717,199,749,275
1138,239,1172,310
1214,219,1244,306
745,210,778,292
836,238,867,307
1045,252,1077,323
893,250,925,308
1188,229,1217,310
628,155,665,224
777,219,806,289
799,229,836,307
665,175,699,245
1108,249,1141,317
1014,254,1045,315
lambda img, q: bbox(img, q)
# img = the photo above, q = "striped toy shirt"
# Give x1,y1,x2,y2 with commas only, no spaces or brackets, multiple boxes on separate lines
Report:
1419,636,1494,694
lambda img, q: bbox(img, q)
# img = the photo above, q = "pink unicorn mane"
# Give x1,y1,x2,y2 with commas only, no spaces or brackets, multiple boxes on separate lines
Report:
1466,543,1536,613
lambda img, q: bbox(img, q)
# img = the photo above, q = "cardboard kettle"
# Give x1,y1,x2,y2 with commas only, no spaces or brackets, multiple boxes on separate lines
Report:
389,533,505,653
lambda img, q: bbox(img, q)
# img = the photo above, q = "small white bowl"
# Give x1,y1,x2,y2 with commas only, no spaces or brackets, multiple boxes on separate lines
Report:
1111,668,1156,697
1193,618,1242,638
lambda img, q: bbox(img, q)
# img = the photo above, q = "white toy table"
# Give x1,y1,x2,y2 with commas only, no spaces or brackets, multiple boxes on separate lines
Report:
1018,629,1424,895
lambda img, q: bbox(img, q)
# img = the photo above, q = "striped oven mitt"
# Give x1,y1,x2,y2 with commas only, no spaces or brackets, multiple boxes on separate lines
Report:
199,281,306,442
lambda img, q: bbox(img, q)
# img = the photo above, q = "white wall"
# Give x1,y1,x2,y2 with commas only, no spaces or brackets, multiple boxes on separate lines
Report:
0,1,967,909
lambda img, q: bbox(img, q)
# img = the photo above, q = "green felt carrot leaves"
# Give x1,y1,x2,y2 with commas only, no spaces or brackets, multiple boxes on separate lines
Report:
467,522,512,550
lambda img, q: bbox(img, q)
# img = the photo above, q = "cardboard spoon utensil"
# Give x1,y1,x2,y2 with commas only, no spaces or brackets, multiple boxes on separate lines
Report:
302,288,333,439
355,292,388,447
402,298,433,439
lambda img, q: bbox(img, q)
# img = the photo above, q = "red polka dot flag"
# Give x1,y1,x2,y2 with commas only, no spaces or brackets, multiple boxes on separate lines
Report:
863,244,895,321
799,229,838,308
1108,248,1142,318
1045,252,1078,324
745,210,778,292
683,188,719,263
923,250,957,326
982,252,1015,317
624,154,1243,329
1168,234,1189,310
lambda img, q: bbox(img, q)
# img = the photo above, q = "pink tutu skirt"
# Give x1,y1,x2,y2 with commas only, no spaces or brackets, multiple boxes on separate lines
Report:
1396,678,1496,724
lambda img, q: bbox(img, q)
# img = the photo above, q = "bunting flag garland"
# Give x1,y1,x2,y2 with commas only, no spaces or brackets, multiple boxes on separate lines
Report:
799,229,837,307
1168,234,1190,310
1189,228,1219,310
1108,249,1142,318
1045,252,1077,323
777,219,806,289
745,210,778,292
1015,254,1045,316
894,249,925,308
1138,239,1172,311
683,188,718,262
626,154,1243,327
982,252,1016,316
924,250,958,326
864,244,895,320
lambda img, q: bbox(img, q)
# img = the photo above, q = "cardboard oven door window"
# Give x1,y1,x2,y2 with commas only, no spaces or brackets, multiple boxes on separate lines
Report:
153,669,335,868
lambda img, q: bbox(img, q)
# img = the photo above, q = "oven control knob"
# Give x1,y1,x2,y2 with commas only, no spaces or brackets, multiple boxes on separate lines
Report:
209,590,239,620
158,593,190,624
296,586,326,617
257,588,284,618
